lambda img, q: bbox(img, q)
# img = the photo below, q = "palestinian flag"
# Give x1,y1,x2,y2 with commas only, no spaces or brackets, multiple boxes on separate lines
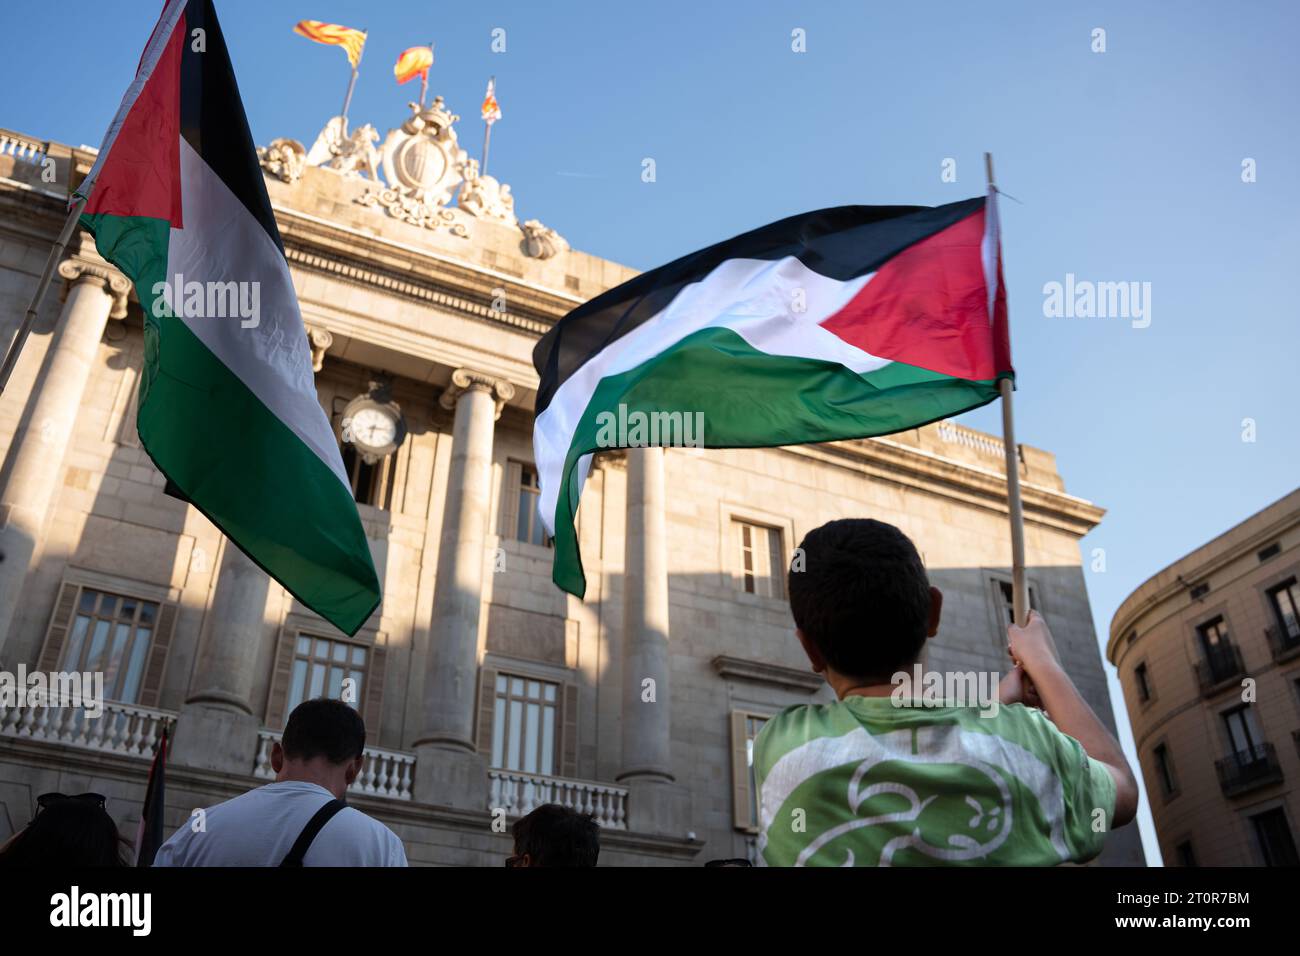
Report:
533,194,1012,597
75,0,380,634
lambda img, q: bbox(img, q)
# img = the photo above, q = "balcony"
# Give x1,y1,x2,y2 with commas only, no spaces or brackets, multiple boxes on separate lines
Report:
1195,642,1246,697
1266,624,1300,663
1215,743,1284,797
253,730,415,801
489,769,628,830
0,699,172,759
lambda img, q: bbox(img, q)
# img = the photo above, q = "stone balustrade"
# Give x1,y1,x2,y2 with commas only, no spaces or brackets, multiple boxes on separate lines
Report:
253,730,415,801
0,698,172,759
488,768,628,830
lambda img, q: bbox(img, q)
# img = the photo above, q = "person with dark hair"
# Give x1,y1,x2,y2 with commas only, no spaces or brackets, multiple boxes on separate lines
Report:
506,804,600,867
0,793,129,866
154,698,406,866
754,518,1138,867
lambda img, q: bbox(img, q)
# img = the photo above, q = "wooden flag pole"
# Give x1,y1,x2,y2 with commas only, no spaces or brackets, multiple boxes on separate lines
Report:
985,152,1030,629
0,195,87,397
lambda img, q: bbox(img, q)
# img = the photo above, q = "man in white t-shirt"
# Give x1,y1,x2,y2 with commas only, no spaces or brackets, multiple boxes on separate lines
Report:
154,698,407,867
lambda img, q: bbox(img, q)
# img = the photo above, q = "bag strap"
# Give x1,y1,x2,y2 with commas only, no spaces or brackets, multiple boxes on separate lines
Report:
280,798,347,867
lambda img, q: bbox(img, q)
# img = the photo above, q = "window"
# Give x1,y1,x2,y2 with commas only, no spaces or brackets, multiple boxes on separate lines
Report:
1197,616,1230,654
734,520,785,599
1174,841,1197,867
1268,578,1299,639
1153,743,1177,797
730,711,770,831
1250,808,1300,867
514,465,552,548
491,673,559,776
59,588,160,704
1222,704,1264,757
1258,542,1281,563
1134,662,1152,703
284,635,369,716
994,579,1038,626
341,443,393,509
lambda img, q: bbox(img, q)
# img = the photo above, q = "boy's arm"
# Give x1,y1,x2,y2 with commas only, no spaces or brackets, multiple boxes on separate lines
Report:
1008,612,1140,828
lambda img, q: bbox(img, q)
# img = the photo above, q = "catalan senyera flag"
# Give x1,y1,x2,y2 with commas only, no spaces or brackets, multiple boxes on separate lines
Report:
393,46,433,85
294,19,366,69
74,0,381,634
481,78,501,125
532,194,1012,597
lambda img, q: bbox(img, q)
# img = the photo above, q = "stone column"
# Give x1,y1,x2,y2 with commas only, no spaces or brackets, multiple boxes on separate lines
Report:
0,260,128,660
413,368,513,808
618,446,688,834
169,541,273,773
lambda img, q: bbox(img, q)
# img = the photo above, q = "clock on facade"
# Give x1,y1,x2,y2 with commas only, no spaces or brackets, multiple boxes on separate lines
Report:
342,393,406,462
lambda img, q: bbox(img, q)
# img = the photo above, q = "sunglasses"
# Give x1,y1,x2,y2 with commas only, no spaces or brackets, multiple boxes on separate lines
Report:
37,792,107,812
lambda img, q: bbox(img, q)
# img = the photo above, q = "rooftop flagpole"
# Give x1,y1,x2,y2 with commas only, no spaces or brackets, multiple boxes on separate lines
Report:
340,29,366,123
986,151,1030,629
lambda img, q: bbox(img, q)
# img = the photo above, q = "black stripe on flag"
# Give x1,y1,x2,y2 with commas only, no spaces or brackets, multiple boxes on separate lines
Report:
179,0,286,256
532,197,984,416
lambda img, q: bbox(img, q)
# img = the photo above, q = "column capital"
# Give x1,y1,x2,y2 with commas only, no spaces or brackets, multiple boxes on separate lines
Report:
305,324,333,372
438,367,516,420
57,258,131,319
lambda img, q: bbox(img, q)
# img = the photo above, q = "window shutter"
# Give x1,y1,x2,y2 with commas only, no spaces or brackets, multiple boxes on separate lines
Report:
361,643,387,740
37,582,81,671
500,461,521,539
264,628,297,730
475,664,499,756
136,600,178,708
730,711,752,831
560,681,579,778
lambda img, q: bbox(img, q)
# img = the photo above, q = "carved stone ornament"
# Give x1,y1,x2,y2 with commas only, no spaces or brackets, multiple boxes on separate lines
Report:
438,367,515,420
355,98,476,236
58,259,131,319
306,116,381,181
257,137,307,184
520,219,569,260
305,325,333,372
457,161,517,225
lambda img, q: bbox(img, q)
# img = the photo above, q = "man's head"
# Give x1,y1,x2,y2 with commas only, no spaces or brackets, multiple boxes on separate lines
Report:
508,804,600,867
788,518,942,688
271,698,367,798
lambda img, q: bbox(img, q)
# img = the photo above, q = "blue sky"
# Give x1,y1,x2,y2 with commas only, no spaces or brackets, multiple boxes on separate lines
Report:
5,0,1299,864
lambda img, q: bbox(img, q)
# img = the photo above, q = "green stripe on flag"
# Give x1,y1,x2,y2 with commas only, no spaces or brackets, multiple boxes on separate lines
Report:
551,325,1011,596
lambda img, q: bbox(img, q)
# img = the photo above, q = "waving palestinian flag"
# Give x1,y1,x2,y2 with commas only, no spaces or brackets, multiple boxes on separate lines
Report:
75,0,380,634
533,194,1012,597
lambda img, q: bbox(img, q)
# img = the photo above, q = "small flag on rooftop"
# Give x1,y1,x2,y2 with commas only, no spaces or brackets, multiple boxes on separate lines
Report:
294,19,367,69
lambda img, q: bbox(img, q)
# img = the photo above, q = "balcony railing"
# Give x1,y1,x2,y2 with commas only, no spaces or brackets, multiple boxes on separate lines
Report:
1215,743,1283,797
0,699,172,759
488,769,628,830
1195,642,1246,696
1265,624,1300,663
253,730,415,801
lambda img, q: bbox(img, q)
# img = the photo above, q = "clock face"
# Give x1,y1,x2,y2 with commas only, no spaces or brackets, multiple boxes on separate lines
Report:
349,406,398,450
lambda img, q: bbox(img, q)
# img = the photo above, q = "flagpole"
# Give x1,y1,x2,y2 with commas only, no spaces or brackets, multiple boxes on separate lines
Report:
985,152,1029,629
419,40,432,108
481,76,494,177
0,196,87,397
340,31,366,124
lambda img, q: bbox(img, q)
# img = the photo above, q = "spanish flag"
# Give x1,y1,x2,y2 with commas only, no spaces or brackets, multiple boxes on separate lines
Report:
294,20,366,69
394,46,433,85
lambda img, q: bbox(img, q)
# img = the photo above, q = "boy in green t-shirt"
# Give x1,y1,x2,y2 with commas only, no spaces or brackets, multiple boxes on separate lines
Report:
754,518,1138,866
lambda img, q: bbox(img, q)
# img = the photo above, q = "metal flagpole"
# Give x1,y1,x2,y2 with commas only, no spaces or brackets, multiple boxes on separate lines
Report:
481,77,494,177
985,152,1030,629
340,30,366,122
419,41,432,108
0,195,87,396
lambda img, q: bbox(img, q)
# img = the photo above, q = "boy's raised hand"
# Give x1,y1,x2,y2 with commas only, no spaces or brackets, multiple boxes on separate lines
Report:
1007,610,1061,676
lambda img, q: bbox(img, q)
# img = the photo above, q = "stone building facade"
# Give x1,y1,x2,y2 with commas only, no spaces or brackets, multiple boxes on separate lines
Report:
1108,490,1300,866
0,104,1143,865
